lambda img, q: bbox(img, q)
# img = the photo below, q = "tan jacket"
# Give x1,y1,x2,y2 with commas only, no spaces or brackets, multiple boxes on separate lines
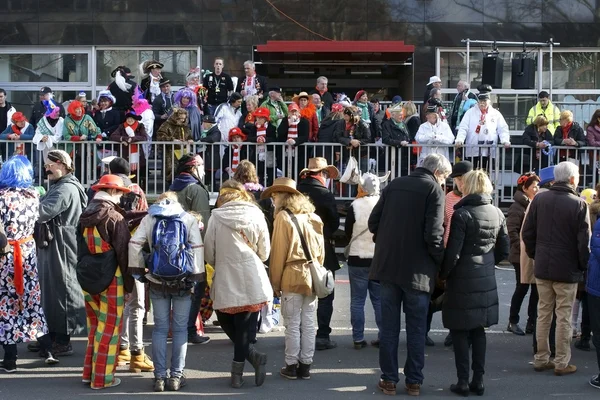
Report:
269,210,325,296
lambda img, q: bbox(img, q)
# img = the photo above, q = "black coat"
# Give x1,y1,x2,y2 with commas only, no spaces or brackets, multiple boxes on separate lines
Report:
381,119,410,147
235,74,268,99
108,80,138,112
369,168,445,293
200,124,222,143
440,194,509,330
297,177,340,271
553,122,587,147
317,118,344,143
405,115,421,142
522,124,553,148
522,183,591,283
276,118,309,145
506,190,529,264
93,108,123,136
30,101,66,129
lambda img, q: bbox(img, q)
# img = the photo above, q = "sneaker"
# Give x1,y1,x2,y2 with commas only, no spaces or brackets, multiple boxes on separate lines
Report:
27,342,41,353
534,361,555,372
117,348,131,366
188,333,211,345
554,364,577,376
280,364,298,380
371,339,380,348
153,378,166,392
315,338,337,351
91,377,121,390
353,340,367,350
0,360,17,373
45,352,59,365
166,375,187,391
405,383,421,396
425,336,435,346
52,343,74,357
507,323,525,336
378,379,396,395
590,375,600,390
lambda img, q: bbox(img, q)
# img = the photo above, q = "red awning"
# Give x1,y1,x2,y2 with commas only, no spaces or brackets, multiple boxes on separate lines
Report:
255,40,415,54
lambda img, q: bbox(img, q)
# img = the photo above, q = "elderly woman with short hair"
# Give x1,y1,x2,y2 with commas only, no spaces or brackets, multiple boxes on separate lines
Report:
440,169,510,396
553,110,587,163
523,115,554,171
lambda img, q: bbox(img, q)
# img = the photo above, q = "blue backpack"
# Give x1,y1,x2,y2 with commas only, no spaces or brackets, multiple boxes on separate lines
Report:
150,213,194,282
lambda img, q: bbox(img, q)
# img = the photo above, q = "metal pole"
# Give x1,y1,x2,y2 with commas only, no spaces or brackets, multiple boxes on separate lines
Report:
466,38,470,85
549,38,554,99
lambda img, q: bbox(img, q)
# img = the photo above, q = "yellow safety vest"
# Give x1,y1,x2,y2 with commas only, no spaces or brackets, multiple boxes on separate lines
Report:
526,101,561,134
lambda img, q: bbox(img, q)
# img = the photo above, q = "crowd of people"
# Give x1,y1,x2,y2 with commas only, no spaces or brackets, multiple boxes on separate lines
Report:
0,61,599,396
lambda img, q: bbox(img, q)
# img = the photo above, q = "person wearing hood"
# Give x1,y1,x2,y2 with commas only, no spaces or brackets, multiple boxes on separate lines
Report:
507,172,541,337
79,174,132,390
29,87,65,129
157,108,193,182
315,103,345,165
110,110,147,184
345,172,389,350
0,112,35,157
93,90,122,139
205,180,272,388
440,170,509,396
128,192,205,392
36,150,87,358
0,156,57,372
264,178,325,381
32,99,64,161
108,66,138,112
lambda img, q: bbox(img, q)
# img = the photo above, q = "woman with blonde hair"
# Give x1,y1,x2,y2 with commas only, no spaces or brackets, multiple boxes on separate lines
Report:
263,177,325,381
440,170,509,396
205,180,272,388
233,160,264,200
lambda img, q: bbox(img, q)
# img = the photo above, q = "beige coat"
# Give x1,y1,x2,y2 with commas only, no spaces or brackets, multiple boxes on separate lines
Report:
269,210,325,296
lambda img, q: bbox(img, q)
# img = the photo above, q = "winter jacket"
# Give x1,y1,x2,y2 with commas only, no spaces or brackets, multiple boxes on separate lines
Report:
345,196,379,267
156,110,193,142
553,122,586,148
259,98,288,127
440,194,509,330
215,103,242,142
169,173,211,231
200,124,221,143
0,122,35,156
297,177,340,271
78,196,133,293
456,106,510,158
506,190,530,264
522,124,554,148
587,217,600,296
128,200,205,293
526,101,561,134
317,117,344,143
450,90,477,132
586,124,600,147
276,117,310,146
381,118,410,147
108,80,138,112
369,168,445,293
38,173,87,336
415,120,455,165
93,108,122,137
269,210,325,297
33,117,64,155
204,201,272,310
522,183,591,283
405,115,421,142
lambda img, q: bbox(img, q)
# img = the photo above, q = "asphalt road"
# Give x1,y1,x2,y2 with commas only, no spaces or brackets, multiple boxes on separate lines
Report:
0,266,598,400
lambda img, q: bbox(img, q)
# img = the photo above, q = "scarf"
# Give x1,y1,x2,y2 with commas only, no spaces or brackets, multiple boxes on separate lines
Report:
231,144,241,173
356,102,370,123
11,124,26,154
562,122,573,139
125,121,140,170
476,107,487,134
245,112,255,125
11,124,22,135
287,117,299,140
256,121,268,138
244,75,257,96
316,86,327,96
356,185,369,199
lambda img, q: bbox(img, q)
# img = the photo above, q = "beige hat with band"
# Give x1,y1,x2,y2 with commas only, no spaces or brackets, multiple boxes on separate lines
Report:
299,157,339,180
260,177,302,200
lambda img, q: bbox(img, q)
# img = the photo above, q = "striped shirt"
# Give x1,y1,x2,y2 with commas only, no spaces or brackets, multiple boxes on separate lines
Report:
444,191,462,246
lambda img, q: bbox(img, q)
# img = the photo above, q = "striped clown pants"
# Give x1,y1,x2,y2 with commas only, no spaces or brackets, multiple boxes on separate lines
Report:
82,268,125,389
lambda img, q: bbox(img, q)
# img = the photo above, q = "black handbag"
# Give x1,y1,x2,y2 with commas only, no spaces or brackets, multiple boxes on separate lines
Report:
76,226,118,295
34,221,54,249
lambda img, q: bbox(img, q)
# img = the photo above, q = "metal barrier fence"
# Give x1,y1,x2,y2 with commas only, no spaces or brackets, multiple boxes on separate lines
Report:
2,140,598,206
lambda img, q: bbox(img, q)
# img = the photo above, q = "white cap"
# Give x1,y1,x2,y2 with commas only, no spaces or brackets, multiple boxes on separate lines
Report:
428,76,442,86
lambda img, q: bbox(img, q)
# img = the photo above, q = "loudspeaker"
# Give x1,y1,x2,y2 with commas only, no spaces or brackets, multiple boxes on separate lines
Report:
511,58,536,89
482,55,504,89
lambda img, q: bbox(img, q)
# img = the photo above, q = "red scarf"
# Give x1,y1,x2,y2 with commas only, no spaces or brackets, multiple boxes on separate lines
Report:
125,121,140,163
316,86,327,96
125,121,139,132
287,118,299,140
245,113,255,125
11,124,22,135
11,125,25,154
256,121,268,138
71,113,84,121
562,122,573,139
232,145,241,172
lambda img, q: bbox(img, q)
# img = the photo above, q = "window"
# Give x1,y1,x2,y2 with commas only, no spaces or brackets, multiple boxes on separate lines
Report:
0,52,89,84
542,51,600,90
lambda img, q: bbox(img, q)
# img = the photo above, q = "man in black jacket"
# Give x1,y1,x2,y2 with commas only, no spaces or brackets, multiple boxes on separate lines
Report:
449,81,477,134
522,161,591,376
30,86,66,129
297,157,340,351
369,153,451,396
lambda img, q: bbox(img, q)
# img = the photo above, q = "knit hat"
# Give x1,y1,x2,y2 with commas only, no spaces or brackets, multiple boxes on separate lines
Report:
107,157,130,176
391,95,403,104
354,90,367,102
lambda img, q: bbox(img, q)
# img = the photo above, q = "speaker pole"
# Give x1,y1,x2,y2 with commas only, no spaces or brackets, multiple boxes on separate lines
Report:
466,38,470,87
549,38,554,99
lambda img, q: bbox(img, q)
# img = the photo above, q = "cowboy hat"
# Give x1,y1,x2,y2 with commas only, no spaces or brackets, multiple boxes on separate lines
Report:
91,174,131,193
292,91,310,103
427,76,441,86
299,157,339,180
260,177,302,200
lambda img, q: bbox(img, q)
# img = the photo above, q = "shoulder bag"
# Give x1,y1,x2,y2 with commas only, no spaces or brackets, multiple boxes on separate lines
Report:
343,227,369,259
285,210,334,298
76,225,118,295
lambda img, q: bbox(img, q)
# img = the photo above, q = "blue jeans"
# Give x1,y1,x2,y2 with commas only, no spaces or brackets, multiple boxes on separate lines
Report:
150,288,192,379
348,266,382,342
379,281,430,385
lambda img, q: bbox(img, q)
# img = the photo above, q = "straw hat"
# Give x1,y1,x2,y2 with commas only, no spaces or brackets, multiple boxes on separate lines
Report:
260,177,302,200
292,91,310,103
299,157,339,179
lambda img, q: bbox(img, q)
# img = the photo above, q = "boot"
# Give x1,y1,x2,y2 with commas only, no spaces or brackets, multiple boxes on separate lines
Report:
117,348,130,366
450,380,470,397
231,361,245,388
298,362,311,380
129,350,154,372
246,348,267,386
469,375,485,396
575,337,591,351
